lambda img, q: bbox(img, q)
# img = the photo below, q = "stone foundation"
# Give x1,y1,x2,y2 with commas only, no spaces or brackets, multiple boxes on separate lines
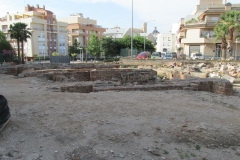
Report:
60,79,233,96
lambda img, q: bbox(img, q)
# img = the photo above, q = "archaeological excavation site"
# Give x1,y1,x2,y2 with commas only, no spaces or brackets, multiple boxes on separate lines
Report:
0,60,240,160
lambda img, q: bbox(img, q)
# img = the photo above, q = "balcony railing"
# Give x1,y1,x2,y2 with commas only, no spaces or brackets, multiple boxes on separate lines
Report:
31,28,44,31
59,30,68,33
80,24,103,28
72,31,85,34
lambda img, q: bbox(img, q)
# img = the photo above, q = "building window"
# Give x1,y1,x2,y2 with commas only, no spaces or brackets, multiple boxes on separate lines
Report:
167,42,171,46
163,37,167,41
200,30,215,38
209,17,219,22
168,37,171,41
189,45,200,57
163,42,167,46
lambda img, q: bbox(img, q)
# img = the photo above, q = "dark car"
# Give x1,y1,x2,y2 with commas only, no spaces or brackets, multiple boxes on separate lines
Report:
136,52,151,59
171,52,177,59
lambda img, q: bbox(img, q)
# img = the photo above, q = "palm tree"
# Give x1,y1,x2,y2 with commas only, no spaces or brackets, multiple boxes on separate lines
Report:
219,10,240,57
19,23,31,64
214,23,228,60
8,22,31,64
8,23,21,61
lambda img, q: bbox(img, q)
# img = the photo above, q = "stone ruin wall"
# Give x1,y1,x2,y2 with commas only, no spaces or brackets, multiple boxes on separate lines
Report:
0,63,234,96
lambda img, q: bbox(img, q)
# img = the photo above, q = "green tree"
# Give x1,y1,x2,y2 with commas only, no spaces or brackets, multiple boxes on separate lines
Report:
101,37,121,57
219,10,240,57
214,23,228,60
0,30,6,41
133,34,155,52
0,31,14,63
19,23,31,64
69,39,80,56
8,23,22,61
0,40,13,51
177,47,183,53
87,34,102,59
119,35,131,48
8,22,31,63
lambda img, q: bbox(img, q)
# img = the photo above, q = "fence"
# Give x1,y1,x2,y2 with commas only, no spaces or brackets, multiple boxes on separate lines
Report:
0,52,16,66
120,49,138,58
0,53,2,66
50,56,71,64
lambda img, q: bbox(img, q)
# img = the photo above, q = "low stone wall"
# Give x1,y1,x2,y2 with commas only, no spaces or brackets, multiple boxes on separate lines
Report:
0,63,121,76
90,69,156,82
60,78,233,96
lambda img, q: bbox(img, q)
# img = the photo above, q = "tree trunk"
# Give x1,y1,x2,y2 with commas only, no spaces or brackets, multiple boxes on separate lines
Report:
228,28,234,57
222,48,226,61
21,41,24,64
221,37,227,60
17,40,20,61
227,40,233,57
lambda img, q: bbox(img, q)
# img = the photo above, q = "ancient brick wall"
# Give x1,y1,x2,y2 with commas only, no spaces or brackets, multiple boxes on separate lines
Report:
61,79,233,96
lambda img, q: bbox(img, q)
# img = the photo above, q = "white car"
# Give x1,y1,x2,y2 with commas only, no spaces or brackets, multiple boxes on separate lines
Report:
191,53,204,60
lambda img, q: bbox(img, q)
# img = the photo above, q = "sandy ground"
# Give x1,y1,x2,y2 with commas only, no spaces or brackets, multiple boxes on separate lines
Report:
1,73,240,160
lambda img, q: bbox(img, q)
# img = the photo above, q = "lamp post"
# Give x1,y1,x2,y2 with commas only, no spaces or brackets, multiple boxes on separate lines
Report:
236,40,238,60
144,20,154,51
131,0,133,58
64,47,66,56
43,47,45,61
79,45,83,63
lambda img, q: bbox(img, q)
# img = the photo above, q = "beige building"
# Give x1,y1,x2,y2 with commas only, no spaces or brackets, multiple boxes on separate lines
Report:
58,13,106,47
178,0,240,59
0,4,68,59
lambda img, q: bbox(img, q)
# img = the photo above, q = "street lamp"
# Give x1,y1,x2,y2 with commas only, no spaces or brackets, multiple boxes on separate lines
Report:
144,20,155,51
78,45,83,62
43,47,45,61
236,39,239,60
131,0,133,58
64,47,66,56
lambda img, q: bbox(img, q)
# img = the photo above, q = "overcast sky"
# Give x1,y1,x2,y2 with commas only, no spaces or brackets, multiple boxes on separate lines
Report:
0,0,239,33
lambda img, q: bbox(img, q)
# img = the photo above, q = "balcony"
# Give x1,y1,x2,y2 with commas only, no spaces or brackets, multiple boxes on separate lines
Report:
181,37,220,44
72,31,85,35
179,18,185,26
59,30,68,33
31,27,44,31
179,32,185,38
38,37,45,41
205,20,218,27
47,29,57,33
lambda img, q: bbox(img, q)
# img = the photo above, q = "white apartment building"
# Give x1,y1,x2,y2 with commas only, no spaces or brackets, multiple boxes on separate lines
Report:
0,4,68,59
177,0,240,59
156,33,175,52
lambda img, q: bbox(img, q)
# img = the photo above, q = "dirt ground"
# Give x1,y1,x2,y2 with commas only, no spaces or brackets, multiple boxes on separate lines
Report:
1,73,240,160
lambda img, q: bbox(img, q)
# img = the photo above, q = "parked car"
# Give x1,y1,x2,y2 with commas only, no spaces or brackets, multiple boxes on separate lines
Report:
161,52,166,59
191,53,205,60
163,52,172,59
151,52,161,59
136,51,151,59
171,52,177,59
